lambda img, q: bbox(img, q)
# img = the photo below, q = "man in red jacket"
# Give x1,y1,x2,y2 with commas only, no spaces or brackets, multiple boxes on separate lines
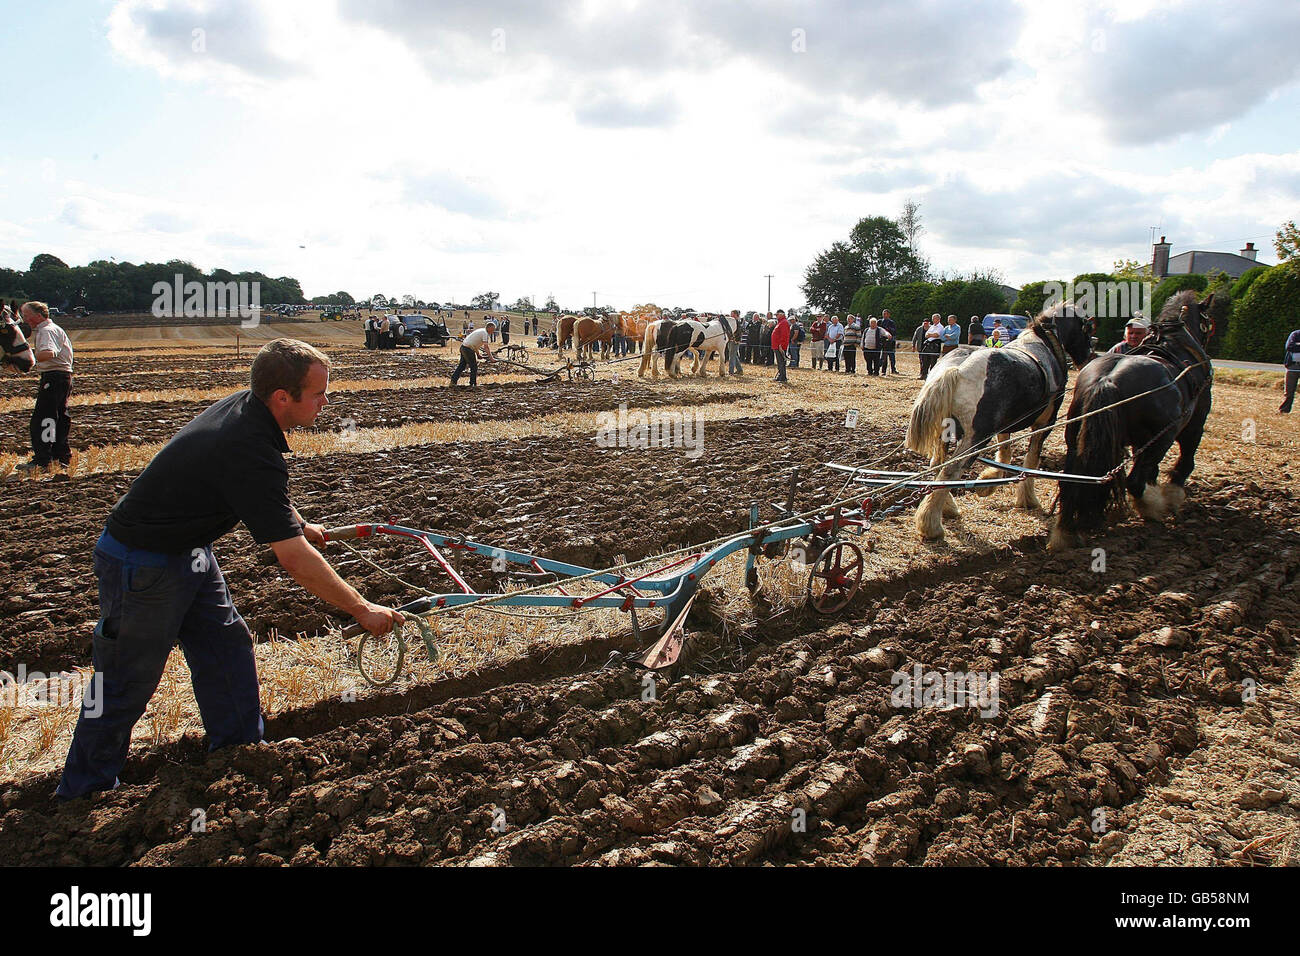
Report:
772,310,791,383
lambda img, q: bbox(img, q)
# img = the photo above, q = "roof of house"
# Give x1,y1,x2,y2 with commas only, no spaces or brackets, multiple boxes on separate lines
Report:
1164,250,1267,279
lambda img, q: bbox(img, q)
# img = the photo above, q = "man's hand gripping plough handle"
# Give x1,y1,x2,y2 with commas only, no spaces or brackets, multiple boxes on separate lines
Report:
322,525,431,638
339,596,433,639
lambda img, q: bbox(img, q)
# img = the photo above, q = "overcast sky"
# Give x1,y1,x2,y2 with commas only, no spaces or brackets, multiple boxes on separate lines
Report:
1,0,1297,311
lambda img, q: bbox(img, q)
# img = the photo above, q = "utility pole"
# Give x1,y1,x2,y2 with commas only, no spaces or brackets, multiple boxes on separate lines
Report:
593,291,598,314
764,274,773,315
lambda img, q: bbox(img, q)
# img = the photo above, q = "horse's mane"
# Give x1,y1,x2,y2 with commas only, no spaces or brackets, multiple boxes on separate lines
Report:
1156,289,1200,328
1028,301,1078,335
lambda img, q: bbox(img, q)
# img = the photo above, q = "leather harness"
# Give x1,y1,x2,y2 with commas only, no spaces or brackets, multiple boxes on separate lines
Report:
2,320,32,356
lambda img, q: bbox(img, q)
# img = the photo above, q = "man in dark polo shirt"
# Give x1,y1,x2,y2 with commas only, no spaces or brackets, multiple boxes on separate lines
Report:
57,338,403,800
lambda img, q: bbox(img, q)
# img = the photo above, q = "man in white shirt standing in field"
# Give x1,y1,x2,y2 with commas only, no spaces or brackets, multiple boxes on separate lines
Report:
11,301,75,472
452,320,496,387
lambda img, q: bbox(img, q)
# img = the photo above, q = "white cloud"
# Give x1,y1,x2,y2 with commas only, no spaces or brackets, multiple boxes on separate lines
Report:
1016,0,1300,146
1,0,1290,309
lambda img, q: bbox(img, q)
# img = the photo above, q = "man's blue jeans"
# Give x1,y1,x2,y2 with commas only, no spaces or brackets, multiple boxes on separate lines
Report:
727,341,742,374
56,531,264,799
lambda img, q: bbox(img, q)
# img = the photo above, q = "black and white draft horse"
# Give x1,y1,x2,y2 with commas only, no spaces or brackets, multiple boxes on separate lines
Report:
905,302,1095,542
1050,290,1219,550
1,306,34,374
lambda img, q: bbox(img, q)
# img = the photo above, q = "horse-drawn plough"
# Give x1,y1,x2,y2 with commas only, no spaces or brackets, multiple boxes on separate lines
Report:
341,295,1217,689
490,345,598,383
322,448,1107,688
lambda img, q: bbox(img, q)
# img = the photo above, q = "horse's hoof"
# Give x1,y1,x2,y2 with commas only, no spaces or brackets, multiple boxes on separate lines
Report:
941,498,960,519
1014,489,1042,512
974,467,1004,496
915,504,946,541
1047,525,1073,552
1164,484,1187,513
1132,486,1167,521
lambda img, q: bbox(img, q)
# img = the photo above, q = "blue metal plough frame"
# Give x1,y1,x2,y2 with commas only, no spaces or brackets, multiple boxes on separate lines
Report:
324,501,871,677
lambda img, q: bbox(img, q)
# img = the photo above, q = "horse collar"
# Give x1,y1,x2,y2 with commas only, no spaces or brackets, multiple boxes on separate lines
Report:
1024,324,1067,396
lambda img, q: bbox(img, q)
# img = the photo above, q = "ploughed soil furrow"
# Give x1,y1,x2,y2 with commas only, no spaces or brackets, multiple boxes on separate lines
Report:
0,345,594,398
0,379,746,453
1,480,1294,865
0,412,890,674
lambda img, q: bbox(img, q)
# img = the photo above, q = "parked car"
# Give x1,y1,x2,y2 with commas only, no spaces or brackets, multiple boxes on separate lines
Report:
982,314,1029,341
393,314,450,348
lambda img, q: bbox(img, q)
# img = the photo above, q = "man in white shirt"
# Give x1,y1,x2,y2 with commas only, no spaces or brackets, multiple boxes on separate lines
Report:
919,314,944,379
452,320,496,387
12,301,74,472
824,315,845,372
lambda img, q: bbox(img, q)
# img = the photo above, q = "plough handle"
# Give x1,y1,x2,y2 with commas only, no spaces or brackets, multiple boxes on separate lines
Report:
340,596,434,639
322,524,371,541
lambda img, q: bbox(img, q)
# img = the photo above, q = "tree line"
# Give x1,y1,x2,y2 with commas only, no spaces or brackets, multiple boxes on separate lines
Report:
0,254,307,312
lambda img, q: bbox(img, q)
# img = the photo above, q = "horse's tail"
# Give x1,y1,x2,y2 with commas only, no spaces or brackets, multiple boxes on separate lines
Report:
1058,378,1125,532
905,364,963,458
638,321,656,376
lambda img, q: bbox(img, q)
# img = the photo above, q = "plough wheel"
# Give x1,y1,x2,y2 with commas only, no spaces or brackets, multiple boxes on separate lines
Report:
357,624,407,688
575,362,595,381
807,540,864,614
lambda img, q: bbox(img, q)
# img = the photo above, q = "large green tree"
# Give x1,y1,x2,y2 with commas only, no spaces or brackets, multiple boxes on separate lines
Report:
801,241,864,314
1011,281,1065,319
803,216,926,314
25,253,74,305
849,216,927,286
1275,219,1300,263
